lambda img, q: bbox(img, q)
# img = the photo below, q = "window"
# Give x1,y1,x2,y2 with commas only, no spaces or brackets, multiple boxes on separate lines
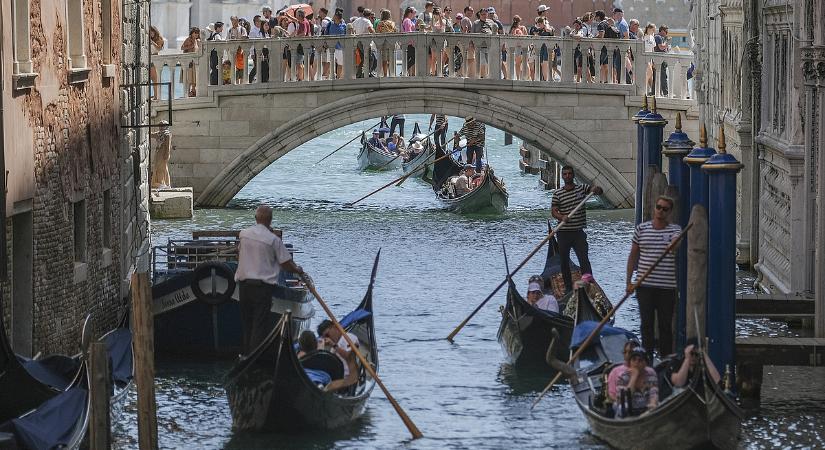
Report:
12,0,33,74
103,190,112,248
66,0,87,69
73,200,87,262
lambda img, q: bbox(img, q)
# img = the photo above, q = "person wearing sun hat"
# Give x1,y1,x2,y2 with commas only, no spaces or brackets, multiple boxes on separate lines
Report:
527,277,559,312
615,346,659,417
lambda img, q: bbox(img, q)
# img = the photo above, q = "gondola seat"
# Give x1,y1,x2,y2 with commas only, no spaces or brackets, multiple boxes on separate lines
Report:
300,351,344,381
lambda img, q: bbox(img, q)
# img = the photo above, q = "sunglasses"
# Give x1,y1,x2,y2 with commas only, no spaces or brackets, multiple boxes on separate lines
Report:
655,204,671,212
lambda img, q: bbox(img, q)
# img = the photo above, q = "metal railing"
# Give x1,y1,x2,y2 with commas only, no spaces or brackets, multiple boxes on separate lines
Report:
152,33,694,101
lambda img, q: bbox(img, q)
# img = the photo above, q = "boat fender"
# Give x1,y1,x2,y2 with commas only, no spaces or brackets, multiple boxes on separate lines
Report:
190,261,236,305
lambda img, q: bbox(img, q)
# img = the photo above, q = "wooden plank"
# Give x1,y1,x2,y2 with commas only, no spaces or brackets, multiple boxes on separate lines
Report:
736,298,814,315
132,272,158,450
89,341,111,450
736,336,825,367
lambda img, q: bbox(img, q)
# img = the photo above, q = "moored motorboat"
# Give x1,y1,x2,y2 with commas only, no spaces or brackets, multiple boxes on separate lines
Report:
570,322,743,449
224,252,380,432
430,146,508,214
151,230,314,358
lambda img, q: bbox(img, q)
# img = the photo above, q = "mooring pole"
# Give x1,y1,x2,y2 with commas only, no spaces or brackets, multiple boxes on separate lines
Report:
639,96,667,221
661,113,695,351
132,272,158,449
632,96,651,225
89,341,112,450
702,125,743,382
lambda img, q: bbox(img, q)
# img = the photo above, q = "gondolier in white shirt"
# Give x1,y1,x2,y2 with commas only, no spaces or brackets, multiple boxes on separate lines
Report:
235,205,304,354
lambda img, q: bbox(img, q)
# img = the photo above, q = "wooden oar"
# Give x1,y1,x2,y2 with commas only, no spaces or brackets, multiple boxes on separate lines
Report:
300,273,424,440
345,145,466,207
315,120,381,165
373,125,446,170
446,192,595,342
530,222,693,410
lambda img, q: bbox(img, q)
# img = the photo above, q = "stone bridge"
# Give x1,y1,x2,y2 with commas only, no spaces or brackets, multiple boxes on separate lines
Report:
150,33,697,207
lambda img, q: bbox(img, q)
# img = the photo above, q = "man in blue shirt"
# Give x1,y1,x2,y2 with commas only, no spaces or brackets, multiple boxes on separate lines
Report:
326,9,347,79
613,8,628,39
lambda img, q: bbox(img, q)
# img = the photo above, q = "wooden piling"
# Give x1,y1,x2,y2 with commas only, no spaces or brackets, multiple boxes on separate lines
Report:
643,170,668,221
686,204,708,342
89,340,112,450
504,132,513,145
131,272,158,450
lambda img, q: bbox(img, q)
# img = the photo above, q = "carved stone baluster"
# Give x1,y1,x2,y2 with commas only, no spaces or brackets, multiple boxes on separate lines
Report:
196,44,209,97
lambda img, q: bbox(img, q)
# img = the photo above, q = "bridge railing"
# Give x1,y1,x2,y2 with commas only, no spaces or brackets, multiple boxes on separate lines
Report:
153,33,694,101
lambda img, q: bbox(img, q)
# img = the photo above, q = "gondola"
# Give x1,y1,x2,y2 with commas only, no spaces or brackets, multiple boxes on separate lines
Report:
541,235,612,319
570,322,743,449
497,276,604,372
357,119,401,171
0,296,89,449
430,145,508,214
401,123,435,180
151,230,314,357
224,251,380,432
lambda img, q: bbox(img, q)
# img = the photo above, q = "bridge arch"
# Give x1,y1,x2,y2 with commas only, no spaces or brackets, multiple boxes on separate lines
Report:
196,88,635,208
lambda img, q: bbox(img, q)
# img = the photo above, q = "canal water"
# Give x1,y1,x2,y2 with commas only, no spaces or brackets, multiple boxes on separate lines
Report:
116,116,825,448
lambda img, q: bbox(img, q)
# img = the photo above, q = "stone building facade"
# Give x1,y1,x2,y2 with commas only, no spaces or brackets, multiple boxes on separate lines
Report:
692,0,825,335
1,0,151,355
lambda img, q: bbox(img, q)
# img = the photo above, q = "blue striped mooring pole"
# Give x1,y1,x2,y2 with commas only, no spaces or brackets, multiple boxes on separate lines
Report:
662,113,695,351
632,96,651,225
702,124,743,382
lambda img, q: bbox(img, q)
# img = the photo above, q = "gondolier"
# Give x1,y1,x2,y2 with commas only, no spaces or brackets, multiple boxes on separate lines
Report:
236,205,305,354
625,195,681,359
551,165,603,293
459,117,485,172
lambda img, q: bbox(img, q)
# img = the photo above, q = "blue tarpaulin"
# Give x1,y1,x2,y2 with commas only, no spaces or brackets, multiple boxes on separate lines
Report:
339,309,371,329
570,321,638,350
304,368,332,386
104,328,133,386
12,387,87,450
20,359,72,391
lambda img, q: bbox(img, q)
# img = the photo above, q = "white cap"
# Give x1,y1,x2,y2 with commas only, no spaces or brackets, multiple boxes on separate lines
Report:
537,5,548,12
528,281,542,292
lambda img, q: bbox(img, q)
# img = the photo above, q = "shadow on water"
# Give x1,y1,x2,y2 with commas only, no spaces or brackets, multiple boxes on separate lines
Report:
222,414,373,450
497,363,564,396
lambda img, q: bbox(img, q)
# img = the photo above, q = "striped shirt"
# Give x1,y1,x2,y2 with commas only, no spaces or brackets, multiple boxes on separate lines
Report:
552,184,591,231
434,114,447,129
459,120,485,147
632,221,682,289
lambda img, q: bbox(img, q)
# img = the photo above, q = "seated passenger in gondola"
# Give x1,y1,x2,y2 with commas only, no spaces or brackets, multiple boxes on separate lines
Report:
367,130,387,151
606,340,641,403
526,279,559,313
407,141,423,159
297,329,320,359
471,172,484,188
317,319,359,392
454,164,475,197
669,339,721,388
387,135,400,154
615,346,659,417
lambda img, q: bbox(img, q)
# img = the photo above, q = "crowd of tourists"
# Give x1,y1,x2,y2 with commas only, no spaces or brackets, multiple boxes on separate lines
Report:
149,3,679,97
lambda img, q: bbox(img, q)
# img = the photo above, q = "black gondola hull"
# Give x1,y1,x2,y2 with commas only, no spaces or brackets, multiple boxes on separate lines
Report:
225,252,381,433
575,379,742,450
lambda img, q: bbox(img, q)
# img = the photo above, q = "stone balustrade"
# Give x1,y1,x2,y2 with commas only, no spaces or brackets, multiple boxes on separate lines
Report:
153,33,694,101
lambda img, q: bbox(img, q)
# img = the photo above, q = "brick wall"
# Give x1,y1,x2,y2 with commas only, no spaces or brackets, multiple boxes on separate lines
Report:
2,0,150,355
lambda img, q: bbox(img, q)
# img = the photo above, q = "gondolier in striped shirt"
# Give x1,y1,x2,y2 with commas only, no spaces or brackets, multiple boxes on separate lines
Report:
551,165,603,293
625,195,681,359
235,205,305,354
459,117,485,173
